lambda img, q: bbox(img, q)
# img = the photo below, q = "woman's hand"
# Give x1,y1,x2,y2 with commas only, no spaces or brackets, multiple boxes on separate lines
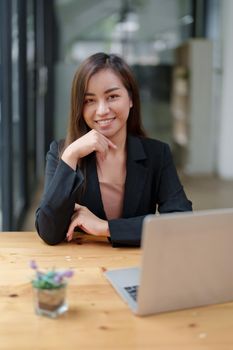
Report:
66,204,110,242
61,129,117,170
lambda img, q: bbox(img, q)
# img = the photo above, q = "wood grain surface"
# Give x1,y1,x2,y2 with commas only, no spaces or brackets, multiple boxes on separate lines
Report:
1,232,233,349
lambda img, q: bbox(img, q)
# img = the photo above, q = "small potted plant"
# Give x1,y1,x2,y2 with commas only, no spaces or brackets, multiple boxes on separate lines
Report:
30,260,74,318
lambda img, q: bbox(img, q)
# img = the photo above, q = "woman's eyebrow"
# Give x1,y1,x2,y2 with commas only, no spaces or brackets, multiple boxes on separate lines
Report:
84,92,95,96
104,87,121,94
85,87,121,96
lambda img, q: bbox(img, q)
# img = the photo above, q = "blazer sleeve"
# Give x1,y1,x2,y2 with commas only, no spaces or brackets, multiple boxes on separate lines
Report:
108,144,192,248
35,141,84,245
108,216,145,247
157,144,192,213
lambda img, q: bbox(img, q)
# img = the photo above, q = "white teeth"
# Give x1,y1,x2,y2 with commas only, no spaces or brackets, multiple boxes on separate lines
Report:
96,118,114,126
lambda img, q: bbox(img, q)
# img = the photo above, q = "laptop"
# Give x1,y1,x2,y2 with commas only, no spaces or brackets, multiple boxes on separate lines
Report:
104,208,233,316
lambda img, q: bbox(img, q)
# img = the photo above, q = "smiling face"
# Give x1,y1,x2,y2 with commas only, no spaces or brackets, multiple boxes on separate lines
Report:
82,68,133,145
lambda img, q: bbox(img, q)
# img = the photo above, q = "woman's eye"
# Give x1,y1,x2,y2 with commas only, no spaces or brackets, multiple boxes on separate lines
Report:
108,94,119,101
84,98,94,105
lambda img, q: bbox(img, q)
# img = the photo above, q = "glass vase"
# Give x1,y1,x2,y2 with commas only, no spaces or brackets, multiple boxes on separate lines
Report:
33,285,68,318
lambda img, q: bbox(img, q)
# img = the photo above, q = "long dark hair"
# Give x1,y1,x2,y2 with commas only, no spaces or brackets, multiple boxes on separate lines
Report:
63,52,146,151
62,53,146,193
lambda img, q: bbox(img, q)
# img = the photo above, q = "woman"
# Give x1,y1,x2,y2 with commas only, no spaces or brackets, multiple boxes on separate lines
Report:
35,52,192,247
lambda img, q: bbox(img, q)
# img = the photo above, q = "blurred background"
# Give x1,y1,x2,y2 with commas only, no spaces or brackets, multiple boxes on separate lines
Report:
0,0,233,231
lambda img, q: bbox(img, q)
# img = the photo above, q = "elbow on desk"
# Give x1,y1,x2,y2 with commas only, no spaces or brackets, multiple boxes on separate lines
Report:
37,232,62,246
35,224,64,246
35,210,65,246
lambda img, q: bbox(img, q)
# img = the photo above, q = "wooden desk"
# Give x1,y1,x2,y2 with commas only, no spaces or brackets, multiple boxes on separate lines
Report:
1,232,233,350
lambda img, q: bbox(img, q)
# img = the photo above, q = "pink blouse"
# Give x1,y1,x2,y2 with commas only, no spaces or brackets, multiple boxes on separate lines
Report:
97,155,126,220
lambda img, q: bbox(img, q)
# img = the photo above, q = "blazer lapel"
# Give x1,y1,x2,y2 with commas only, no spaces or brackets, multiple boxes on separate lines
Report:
122,135,149,217
84,154,107,219
83,136,148,219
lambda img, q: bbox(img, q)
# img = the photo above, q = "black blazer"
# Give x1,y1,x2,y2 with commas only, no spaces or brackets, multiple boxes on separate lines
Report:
35,135,192,247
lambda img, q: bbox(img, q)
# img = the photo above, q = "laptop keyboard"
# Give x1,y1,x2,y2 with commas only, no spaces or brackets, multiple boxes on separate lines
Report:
124,285,138,301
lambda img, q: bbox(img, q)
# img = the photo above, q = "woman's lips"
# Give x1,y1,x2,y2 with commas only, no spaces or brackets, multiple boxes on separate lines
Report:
95,117,116,126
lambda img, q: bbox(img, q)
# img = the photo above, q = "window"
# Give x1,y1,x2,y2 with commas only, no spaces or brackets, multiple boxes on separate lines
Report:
0,0,55,231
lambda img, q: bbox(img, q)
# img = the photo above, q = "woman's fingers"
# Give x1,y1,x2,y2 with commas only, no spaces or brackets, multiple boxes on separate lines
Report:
107,138,117,150
63,129,117,166
67,204,83,241
62,129,117,169
67,215,79,241
67,204,109,240
95,135,117,161
90,129,117,157
74,203,80,211
66,231,73,242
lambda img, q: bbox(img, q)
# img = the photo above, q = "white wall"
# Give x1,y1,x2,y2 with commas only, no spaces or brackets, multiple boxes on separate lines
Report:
217,0,233,178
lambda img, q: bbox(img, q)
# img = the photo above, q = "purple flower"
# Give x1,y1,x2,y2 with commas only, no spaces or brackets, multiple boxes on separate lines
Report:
53,270,74,284
62,270,74,278
30,260,38,270
53,274,63,284
29,260,74,289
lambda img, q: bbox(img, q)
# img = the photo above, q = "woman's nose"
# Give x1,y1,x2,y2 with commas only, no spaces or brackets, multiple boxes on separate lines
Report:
96,101,110,116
